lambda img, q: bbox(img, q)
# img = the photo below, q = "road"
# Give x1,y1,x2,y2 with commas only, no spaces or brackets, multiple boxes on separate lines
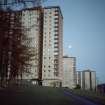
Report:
63,89,102,105
0,85,103,105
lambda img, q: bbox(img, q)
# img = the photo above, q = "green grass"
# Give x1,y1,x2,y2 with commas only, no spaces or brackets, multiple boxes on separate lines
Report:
0,85,81,105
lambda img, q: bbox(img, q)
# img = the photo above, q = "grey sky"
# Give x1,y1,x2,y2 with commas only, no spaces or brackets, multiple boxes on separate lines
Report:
44,0,105,84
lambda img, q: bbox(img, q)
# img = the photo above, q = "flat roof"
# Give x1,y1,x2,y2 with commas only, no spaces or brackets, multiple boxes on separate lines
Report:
44,6,63,19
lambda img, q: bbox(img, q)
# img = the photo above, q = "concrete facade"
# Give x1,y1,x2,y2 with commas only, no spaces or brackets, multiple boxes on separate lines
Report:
76,71,83,89
42,7,63,86
21,8,41,81
0,6,63,87
62,56,76,89
76,70,96,91
19,7,63,86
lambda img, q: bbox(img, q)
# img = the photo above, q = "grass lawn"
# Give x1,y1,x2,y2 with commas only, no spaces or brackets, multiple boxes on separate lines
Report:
0,85,82,105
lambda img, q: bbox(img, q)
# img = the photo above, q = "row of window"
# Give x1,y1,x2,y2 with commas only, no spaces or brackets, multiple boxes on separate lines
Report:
43,73,58,78
43,64,58,69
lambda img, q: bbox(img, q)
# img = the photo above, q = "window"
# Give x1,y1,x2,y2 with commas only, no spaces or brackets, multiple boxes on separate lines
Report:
55,10,58,12
54,42,59,44
54,26,59,28
54,59,58,63
54,29,59,32
54,71,58,76
54,14,58,16
55,22,59,24
55,34,59,36
54,38,58,40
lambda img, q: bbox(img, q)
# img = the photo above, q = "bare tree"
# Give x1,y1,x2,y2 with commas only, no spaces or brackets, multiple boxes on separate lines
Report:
0,11,34,87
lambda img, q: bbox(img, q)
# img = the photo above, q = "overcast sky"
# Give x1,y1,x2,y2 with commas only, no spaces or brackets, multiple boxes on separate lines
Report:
44,0,105,84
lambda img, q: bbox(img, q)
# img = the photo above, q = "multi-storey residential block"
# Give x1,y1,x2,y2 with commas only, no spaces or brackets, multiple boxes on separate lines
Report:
42,7,63,86
0,6,63,86
90,71,96,90
21,6,63,86
76,71,83,89
21,8,42,84
62,56,76,89
76,70,96,91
